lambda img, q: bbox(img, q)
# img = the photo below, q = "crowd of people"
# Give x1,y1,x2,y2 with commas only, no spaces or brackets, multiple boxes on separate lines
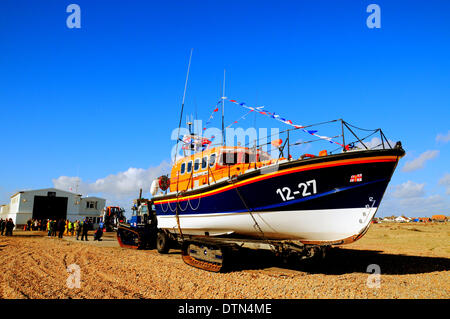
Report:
0,218,15,236
44,218,99,240
1,217,104,241
24,219,47,231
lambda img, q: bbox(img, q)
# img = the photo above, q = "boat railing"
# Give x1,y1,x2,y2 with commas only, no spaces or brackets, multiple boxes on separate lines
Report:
236,119,394,161
171,119,396,193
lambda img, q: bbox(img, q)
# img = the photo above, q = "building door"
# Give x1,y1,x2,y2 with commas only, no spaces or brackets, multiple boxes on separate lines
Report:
32,195,68,220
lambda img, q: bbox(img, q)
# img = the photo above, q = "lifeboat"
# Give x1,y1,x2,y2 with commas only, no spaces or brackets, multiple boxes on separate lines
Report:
152,140,405,246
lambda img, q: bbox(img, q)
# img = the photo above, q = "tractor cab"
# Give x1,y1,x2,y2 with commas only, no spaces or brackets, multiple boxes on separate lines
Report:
103,206,126,231
129,199,157,227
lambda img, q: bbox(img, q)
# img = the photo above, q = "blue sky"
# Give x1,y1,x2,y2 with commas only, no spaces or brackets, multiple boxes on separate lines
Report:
0,0,449,217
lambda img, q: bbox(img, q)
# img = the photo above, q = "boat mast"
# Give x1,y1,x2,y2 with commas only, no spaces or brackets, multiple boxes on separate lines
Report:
221,69,226,146
174,48,193,163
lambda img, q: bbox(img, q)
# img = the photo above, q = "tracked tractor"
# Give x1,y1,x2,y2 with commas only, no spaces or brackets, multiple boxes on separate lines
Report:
116,190,159,250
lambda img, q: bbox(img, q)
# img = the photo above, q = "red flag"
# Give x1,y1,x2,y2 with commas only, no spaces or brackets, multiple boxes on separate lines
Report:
229,99,236,102
213,108,219,112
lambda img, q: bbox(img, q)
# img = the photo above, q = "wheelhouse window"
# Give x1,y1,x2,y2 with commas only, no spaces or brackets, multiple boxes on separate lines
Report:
239,152,252,163
219,150,261,165
220,151,238,165
209,153,216,167
194,158,200,171
187,161,193,173
180,162,186,174
201,156,208,169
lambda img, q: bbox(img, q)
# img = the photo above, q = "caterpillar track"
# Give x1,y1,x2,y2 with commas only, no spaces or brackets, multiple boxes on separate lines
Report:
116,224,142,249
117,223,157,250
181,241,230,272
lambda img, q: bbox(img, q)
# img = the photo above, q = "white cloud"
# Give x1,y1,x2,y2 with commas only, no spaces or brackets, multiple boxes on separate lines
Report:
439,173,450,195
402,150,439,172
436,131,450,143
391,181,425,198
397,194,447,215
52,161,171,199
379,182,449,217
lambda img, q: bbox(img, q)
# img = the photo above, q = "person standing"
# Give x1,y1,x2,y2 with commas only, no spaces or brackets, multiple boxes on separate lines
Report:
81,218,89,241
68,221,73,236
51,220,57,237
58,219,65,238
0,219,5,236
75,220,80,240
47,219,51,236
5,218,14,236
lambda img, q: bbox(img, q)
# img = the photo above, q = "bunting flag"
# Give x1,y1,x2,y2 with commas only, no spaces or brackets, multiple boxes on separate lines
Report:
225,109,254,129
202,100,222,131
227,98,345,148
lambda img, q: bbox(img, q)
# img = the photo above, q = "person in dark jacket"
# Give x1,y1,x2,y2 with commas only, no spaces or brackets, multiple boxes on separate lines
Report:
58,219,65,238
81,219,89,241
0,219,5,236
93,225,103,241
51,220,57,237
5,218,15,236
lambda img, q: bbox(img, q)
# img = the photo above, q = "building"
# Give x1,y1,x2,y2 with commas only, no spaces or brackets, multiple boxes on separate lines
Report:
0,188,106,227
432,215,448,222
395,216,409,223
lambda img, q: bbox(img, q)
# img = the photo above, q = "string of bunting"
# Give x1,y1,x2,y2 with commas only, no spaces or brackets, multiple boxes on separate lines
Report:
227,98,345,148
225,109,254,129
202,99,222,131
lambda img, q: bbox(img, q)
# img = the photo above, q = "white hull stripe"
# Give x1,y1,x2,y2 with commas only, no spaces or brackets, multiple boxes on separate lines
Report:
157,207,378,242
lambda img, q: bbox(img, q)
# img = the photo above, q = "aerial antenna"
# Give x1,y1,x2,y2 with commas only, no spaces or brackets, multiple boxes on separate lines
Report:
76,165,80,194
174,48,193,163
221,69,226,146
186,114,193,135
194,98,198,135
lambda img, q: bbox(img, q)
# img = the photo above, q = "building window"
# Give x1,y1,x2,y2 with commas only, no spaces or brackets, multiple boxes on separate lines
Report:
86,201,97,209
